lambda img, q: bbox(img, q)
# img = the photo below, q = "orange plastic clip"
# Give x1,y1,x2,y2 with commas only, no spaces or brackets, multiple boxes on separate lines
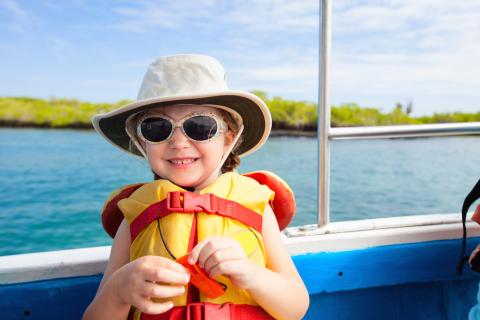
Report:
176,255,226,299
473,205,480,224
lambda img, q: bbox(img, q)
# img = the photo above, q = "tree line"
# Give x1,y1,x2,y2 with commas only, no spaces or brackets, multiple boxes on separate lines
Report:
1,93,479,130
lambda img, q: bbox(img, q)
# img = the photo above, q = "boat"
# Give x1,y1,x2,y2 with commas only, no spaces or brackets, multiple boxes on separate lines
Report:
2,1,480,319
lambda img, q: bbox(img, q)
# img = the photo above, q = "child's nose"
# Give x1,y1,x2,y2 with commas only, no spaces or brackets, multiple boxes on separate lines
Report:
168,127,190,148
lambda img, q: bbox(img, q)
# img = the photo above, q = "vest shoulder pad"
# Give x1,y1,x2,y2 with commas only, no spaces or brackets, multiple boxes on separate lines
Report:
101,183,145,238
242,171,296,231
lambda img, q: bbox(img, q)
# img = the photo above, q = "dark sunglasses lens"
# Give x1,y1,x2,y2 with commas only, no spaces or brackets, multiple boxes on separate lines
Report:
140,118,172,142
183,116,218,141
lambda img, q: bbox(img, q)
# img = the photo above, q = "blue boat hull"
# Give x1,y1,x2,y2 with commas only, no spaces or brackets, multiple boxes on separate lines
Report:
2,237,480,319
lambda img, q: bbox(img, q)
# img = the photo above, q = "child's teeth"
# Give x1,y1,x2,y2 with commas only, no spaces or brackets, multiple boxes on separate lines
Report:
171,159,194,165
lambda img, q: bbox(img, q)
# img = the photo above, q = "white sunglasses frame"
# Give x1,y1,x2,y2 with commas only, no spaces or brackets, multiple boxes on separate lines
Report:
136,112,226,144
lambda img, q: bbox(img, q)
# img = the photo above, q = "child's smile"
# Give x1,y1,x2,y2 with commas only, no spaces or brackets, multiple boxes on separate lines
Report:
167,157,199,169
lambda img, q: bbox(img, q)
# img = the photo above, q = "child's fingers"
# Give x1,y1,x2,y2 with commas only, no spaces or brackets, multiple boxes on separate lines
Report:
208,260,246,278
145,255,189,274
143,267,190,285
203,247,243,273
188,237,228,265
141,281,185,299
188,238,212,265
133,296,175,315
191,237,239,268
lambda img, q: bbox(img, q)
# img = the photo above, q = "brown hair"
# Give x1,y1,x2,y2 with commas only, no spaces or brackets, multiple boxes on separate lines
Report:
220,109,242,173
126,106,242,179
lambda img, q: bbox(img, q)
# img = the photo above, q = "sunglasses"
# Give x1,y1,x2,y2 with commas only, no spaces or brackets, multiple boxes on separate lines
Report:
137,112,226,144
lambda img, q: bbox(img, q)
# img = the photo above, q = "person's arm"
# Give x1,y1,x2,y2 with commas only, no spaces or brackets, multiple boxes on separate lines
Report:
470,244,480,266
83,219,190,320
244,204,309,320
189,205,309,320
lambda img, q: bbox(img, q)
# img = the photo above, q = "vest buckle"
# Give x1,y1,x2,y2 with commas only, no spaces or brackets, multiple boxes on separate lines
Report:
184,193,216,213
166,192,217,213
166,191,184,212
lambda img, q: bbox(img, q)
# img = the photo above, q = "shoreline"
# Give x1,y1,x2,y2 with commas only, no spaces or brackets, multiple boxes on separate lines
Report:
0,121,317,137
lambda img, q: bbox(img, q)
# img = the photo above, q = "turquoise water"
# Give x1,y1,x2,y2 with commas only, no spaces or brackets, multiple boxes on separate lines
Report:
1,128,479,256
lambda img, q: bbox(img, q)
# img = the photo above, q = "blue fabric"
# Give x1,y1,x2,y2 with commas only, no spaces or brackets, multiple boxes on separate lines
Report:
469,282,480,320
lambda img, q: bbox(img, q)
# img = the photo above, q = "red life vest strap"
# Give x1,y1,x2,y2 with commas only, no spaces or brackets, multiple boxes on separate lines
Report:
130,192,263,242
140,302,275,320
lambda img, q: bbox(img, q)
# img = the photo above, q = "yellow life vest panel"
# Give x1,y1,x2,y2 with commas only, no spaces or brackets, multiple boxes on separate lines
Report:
117,172,274,319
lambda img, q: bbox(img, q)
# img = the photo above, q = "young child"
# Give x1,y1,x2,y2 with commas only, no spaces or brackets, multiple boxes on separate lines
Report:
83,54,309,320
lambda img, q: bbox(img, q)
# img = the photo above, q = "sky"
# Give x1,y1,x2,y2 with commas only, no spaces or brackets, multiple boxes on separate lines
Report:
0,0,479,116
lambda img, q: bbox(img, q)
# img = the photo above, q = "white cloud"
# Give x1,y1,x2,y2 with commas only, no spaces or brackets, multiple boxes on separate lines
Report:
1,0,27,32
2,0,26,18
111,0,219,32
112,6,182,31
111,0,318,33
219,0,318,33
330,0,480,115
226,46,318,101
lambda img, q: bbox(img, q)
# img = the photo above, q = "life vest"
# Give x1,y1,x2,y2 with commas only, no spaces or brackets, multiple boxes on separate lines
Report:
101,171,295,320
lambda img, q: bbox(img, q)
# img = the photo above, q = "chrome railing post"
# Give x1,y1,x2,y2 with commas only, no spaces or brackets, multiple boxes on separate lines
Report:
318,0,331,227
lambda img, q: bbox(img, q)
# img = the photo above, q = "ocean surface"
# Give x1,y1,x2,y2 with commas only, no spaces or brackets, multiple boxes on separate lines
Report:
1,128,480,256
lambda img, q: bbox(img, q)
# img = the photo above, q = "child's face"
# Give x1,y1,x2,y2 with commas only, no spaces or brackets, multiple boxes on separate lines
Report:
142,105,234,190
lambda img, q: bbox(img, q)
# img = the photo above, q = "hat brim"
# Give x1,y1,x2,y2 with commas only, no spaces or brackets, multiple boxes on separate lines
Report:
92,90,272,158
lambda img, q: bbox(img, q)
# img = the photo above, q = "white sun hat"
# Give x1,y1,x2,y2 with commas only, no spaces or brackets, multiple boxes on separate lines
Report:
92,54,272,158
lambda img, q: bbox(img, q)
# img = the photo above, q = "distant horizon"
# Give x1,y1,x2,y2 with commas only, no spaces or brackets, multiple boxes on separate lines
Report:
2,94,478,118
1,1,479,117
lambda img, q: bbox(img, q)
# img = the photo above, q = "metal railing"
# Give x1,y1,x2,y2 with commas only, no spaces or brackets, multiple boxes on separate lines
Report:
330,123,480,140
316,0,480,228
317,0,331,227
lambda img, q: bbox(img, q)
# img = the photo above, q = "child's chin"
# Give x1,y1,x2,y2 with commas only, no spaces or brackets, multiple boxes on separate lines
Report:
172,178,196,189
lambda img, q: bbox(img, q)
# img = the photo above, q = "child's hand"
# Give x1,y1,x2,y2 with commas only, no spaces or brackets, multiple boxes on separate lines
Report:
188,237,256,290
470,244,480,266
112,255,190,315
